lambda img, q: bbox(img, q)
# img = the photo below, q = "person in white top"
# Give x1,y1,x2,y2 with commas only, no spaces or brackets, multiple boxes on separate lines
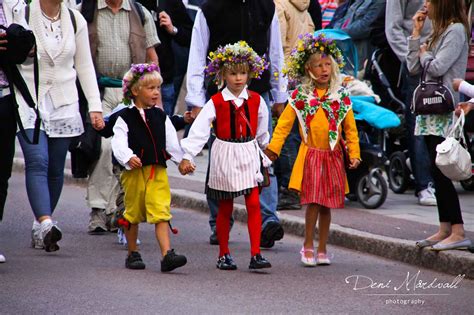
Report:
16,0,104,253
111,63,191,272
180,42,272,270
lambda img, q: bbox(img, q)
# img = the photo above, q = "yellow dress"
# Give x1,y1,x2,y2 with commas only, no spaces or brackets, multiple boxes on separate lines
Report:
268,88,360,194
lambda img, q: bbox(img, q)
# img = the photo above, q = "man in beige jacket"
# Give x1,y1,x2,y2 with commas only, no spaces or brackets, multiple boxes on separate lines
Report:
275,0,314,58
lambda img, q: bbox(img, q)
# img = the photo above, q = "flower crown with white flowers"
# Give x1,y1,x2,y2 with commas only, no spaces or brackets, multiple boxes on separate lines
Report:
205,41,269,85
283,33,345,83
122,63,161,105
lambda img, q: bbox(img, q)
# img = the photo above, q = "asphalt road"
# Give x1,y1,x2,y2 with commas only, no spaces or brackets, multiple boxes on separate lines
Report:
1,173,474,314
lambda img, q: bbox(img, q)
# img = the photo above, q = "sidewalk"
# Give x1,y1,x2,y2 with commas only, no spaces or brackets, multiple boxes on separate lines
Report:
12,145,474,278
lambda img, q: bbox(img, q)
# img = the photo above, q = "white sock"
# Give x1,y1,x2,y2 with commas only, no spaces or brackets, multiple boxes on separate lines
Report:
41,218,53,226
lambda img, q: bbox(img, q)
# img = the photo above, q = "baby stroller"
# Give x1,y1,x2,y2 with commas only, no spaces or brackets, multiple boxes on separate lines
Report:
314,30,400,209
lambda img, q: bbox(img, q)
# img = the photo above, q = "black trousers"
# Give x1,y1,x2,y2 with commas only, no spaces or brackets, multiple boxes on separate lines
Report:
0,94,17,221
425,135,464,225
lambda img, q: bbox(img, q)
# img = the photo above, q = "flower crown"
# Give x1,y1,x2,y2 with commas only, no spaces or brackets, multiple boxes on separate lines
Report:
283,33,345,83
122,63,160,105
205,41,269,85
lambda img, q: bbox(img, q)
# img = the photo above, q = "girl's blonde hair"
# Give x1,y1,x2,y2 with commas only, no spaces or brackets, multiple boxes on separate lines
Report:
217,62,251,89
301,53,341,95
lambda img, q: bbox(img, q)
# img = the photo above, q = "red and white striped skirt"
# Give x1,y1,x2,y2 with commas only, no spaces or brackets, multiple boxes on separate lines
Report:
300,146,346,208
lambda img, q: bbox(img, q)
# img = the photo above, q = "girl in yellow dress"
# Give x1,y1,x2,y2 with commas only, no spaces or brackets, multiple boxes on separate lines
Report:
265,33,360,266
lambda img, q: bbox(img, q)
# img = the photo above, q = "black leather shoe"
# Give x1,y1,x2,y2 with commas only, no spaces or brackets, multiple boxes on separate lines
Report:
209,230,219,245
161,249,187,272
216,253,237,270
249,254,271,269
125,251,146,270
260,221,284,248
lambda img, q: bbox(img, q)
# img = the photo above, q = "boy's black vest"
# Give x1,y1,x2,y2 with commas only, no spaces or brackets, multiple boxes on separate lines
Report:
201,0,274,96
118,107,170,167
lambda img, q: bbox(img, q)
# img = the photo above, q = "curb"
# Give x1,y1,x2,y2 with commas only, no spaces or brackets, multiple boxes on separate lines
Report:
13,158,474,278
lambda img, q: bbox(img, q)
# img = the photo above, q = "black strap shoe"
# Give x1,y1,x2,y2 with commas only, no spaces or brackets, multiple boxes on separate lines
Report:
216,253,237,270
125,251,146,270
161,249,187,272
249,254,271,269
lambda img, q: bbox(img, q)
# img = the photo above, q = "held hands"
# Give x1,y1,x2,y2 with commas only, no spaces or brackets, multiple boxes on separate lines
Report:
128,156,142,169
178,159,196,175
90,112,105,130
0,33,7,51
183,111,195,124
264,148,278,162
348,158,361,170
159,11,175,35
452,78,464,92
271,102,286,118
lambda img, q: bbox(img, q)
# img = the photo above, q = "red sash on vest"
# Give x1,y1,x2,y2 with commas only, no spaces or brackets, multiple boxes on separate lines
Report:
211,90,260,140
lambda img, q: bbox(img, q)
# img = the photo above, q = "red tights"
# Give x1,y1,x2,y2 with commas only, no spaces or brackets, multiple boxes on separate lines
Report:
216,187,261,257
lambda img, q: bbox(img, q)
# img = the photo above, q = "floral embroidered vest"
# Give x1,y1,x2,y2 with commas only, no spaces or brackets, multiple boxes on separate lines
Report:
289,85,352,150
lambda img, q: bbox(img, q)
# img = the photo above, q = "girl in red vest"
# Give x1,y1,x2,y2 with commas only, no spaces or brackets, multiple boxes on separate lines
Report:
180,41,272,270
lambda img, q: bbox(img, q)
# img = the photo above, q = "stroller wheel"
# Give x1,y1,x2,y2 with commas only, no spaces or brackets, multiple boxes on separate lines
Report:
460,176,474,191
388,152,410,194
356,170,388,209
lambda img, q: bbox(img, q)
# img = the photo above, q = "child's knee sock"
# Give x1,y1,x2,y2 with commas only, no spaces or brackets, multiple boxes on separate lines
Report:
216,199,233,257
245,187,261,256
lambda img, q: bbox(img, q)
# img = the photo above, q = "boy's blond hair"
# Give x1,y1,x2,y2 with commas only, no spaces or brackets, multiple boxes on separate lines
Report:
122,63,162,104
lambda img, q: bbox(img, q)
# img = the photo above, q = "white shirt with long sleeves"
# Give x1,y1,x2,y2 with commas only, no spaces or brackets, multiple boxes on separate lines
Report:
459,81,474,103
111,104,184,170
185,9,288,108
181,87,269,164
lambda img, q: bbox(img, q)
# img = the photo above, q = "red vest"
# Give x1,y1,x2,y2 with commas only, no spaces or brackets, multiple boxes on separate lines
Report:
211,91,261,140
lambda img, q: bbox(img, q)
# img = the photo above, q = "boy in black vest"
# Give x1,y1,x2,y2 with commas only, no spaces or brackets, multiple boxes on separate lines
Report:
111,63,193,272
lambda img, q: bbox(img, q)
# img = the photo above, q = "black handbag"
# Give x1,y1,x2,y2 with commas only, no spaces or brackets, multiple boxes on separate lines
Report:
0,23,35,65
412,60,455,115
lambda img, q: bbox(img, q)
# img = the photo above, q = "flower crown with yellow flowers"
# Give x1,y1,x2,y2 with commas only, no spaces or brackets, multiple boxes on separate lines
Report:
283,33,345,82
205,41,269,85
122,63,160,105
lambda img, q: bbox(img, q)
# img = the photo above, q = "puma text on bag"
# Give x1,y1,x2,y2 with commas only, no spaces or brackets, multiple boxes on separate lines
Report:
412,60,455,115
435,111,472,181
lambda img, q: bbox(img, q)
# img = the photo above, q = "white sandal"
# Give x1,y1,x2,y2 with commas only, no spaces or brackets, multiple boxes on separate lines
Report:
300,247,317,267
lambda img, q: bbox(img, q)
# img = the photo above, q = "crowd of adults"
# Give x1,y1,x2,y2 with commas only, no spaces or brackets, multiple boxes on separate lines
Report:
1,0,473,262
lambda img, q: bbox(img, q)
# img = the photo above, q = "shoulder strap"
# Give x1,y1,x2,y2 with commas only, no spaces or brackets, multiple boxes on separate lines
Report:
132,0,145,26
69,9,77,34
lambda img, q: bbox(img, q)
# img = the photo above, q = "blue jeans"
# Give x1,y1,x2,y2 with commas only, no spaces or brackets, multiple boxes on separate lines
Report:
274,120,300,188
162,82,176,116
207,91,280,232
401,65,433,192
18,130,71,219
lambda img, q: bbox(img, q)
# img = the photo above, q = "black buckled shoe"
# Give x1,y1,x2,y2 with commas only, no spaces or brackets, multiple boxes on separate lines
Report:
216,253,237,270
125,251,146,270
260,221,284,248
161,249,187,272
249,254,271,269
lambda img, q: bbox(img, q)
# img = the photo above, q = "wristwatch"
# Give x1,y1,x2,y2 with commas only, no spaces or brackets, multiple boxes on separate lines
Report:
172,26,178,35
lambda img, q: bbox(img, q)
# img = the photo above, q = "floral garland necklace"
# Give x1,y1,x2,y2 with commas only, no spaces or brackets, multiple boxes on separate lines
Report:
289,85,352,148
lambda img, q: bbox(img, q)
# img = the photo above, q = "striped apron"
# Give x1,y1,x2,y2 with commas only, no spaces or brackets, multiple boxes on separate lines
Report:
300,146,346,208
207,137,265,200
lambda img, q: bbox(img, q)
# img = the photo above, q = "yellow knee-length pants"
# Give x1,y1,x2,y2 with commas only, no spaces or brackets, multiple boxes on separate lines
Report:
121,165,171,224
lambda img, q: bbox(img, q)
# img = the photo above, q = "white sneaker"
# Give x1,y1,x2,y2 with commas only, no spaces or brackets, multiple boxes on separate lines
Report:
40,220,62,252
31,221,44,249
0,253,5,263
418,184,437,206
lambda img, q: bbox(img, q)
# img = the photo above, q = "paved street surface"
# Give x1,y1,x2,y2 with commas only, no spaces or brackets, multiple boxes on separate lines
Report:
1,174,474,314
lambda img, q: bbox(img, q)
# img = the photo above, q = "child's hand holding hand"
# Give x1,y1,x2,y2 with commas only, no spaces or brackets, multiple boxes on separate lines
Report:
348,158,361,170
183,111,195,124
179,159,195,175
455,102,474,116
452,79,464,92
264,148,278,161
128,156,142,169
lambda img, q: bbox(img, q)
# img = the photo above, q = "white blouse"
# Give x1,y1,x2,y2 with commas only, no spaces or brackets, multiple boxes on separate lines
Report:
181,87,270,163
